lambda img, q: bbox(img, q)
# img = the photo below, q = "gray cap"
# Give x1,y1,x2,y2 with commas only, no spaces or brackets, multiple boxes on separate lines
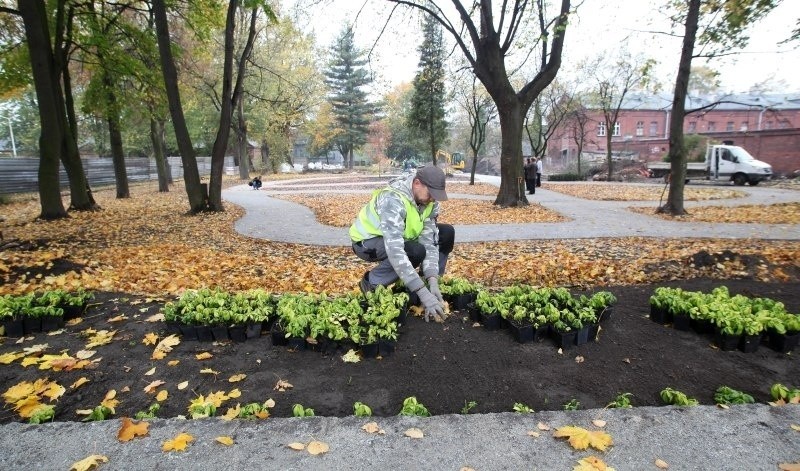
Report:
415,166,448,201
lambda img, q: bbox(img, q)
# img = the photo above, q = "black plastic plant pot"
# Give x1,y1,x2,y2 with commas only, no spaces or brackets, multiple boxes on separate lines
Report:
211,326,230,342
450,293,476,311
714,330,740,351
691,318,714,335
62,304,86,321
466,302,481,322
23,316,41,335
271,324,287,346
575,326,590,346
41,315,63,332
228,325,247,342
597,306,614,323
739,334,762,353
649,306,670,324
767,329,799,353
179,324,198,341
587,323,600,342
2,318,24,337
672,313,691,331
480,312,502,331
246,321,262,339
286,337,306,351
534,325,550,342
555,330,577,349
164,320,182,336
508,320,533,343
361,343,379,358
195,326,214,342
378,339,396,356
396,309,408,326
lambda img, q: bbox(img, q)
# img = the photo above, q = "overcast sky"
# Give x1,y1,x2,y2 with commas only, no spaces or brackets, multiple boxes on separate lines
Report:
286,0,800,96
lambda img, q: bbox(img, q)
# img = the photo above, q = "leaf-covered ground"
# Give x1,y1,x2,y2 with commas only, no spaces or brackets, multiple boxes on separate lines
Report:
1,177,799,297
629,202,800,224
544,183,746,201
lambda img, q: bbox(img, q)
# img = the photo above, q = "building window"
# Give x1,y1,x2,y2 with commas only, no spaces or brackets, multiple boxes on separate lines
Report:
779,121,788,129
597,122,606,136
612,122,621,136
740,122,748,131
649,121,658,137
688,122,696,133
708,121,716,132
636,121,644,136
726,121,734,131
765,121,772,130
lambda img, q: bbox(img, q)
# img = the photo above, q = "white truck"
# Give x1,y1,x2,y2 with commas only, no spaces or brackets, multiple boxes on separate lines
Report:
647,144,773,186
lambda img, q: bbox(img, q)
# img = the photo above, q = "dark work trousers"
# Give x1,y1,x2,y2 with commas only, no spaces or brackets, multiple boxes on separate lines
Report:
526,178,536,194
352,223,455,286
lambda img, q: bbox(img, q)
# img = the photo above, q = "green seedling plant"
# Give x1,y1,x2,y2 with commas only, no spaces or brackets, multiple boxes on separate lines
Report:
28,404,55,424
83,405,114,422
353,401,372,417
512,402,533,413
238,401,273,419
714,386,754,405
399,396,430,417
292,403,315,417
607,392,633,409
769,383,800,403
461,400,477,414
563,399,580,411
134,403,160,420
660,387,699,406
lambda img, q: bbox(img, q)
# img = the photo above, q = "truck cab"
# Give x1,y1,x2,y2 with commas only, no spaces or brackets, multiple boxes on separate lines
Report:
706,145,772,186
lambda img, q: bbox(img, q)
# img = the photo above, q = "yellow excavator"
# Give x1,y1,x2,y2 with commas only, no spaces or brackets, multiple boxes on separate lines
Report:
436,150,465,175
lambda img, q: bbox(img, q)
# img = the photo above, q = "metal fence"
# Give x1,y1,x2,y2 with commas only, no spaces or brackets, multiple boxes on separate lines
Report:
0,156,233,195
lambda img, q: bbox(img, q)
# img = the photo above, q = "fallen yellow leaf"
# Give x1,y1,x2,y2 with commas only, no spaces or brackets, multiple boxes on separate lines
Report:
228,374,247,383
592,419,607,428
117,417,149,442
307,441,329,455
143,333,159,346
144,367,156,376
404,428,424,439
574,455,615,471
200,368,219,375
156,390,168,402
655,458,669,469
70,377,90,389
177,381,188,390
216,436,234,446
69,454,108,471
143,380,165,394
553,425,613,451
362,422,384,434
287,442,306,451
195,352,213,360
167,360,180,366
537,422,550,431
162,432,194,452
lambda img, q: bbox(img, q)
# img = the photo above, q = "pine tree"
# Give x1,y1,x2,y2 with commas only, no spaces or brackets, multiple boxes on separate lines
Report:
408,13,448,165
324,26,374,169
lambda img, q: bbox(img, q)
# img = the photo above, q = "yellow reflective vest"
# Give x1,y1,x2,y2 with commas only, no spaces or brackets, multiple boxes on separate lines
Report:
349,188,434,242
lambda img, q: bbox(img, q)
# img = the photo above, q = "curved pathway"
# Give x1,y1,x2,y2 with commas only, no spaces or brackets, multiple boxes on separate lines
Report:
222,174,800,246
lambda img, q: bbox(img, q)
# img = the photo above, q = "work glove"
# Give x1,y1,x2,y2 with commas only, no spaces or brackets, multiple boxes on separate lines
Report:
417,287,445,323
427,277,444,303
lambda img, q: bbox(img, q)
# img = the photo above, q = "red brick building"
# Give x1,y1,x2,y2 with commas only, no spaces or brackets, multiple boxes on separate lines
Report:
547,93,800,176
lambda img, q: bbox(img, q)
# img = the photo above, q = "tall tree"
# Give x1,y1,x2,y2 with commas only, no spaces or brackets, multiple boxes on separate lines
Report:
152,0,205,213
324,25,374,169
454,74,496,185
408,12,448,165
524,81,574,161
592,53,654,181
659,0,779,215
384,0,570,207
384,82,423,162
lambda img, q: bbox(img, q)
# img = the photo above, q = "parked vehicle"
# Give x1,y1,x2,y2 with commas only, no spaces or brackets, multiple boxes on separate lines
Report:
647,145,772,186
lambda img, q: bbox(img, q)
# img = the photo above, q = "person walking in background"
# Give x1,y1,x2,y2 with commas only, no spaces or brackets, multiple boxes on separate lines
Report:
535,157,543,188
524,158,536,194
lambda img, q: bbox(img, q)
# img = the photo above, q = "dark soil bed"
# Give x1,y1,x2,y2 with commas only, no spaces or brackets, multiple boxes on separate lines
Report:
1,279,797,424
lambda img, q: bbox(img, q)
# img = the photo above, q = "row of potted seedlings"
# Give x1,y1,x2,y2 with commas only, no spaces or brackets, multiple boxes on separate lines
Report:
162,286,409,358
649,285,800,353
0,289,94,337
467,285,617,349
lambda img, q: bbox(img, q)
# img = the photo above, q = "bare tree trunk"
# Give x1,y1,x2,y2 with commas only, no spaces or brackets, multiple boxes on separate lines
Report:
237,87,250,180
19,0,67,219
152,0,205,212
605,125,614,181
150,118,170,192
493,102,527,206
660,0,700,215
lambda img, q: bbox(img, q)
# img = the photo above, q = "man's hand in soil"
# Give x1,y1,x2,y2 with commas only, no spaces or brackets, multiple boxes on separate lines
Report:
428,277,444,303
418,287,445,322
